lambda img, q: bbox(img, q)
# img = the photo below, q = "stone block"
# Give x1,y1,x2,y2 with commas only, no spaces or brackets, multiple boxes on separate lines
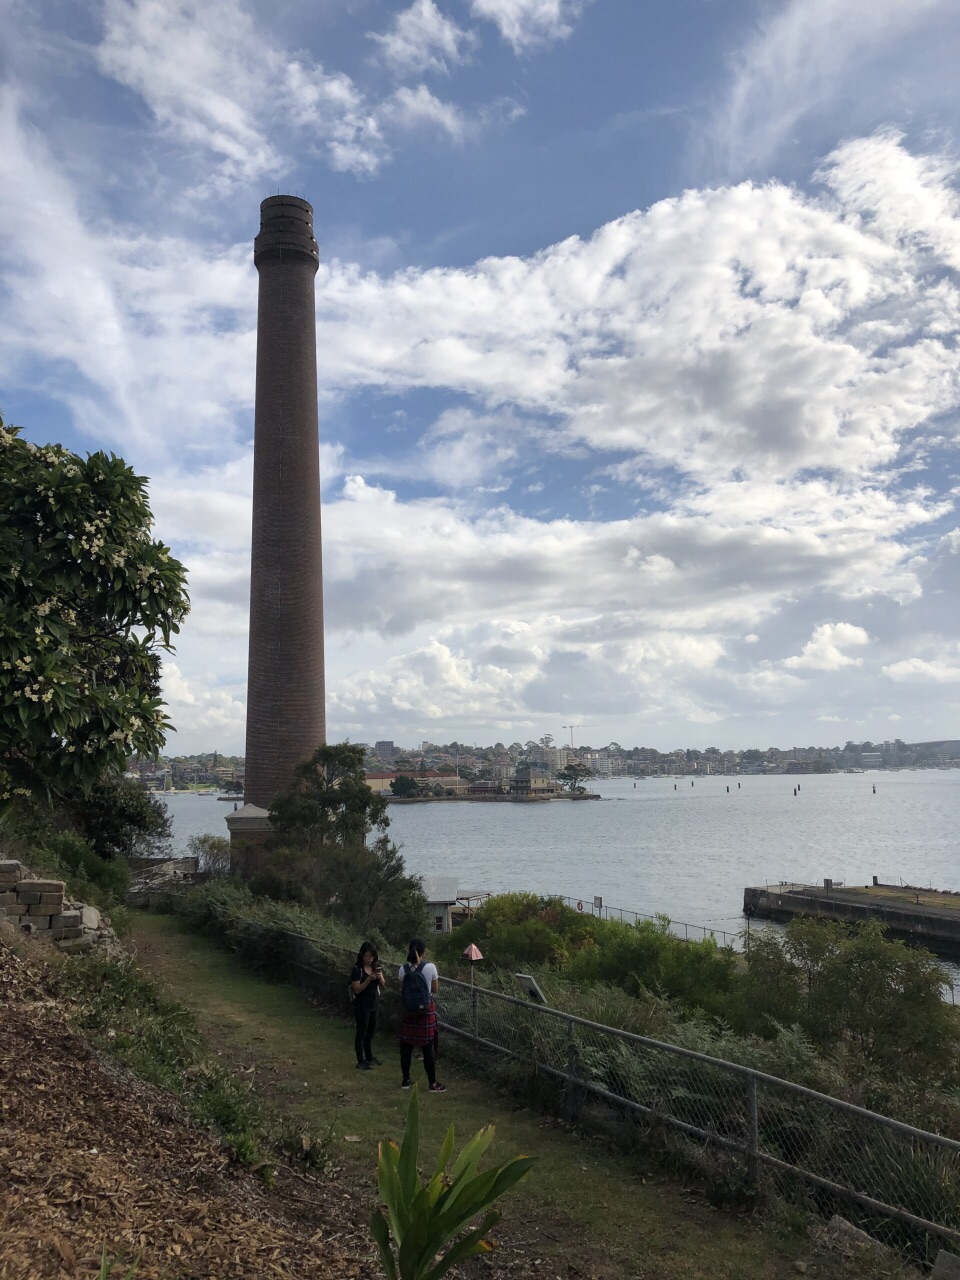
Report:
52,910,82,930
51,926,84,941
39,892,63,906
80,905,101,931
0,876,20,892
56,934,93,954
24,915,50,930
17,891,42,905
933,1250,960,1278
27,903,59,916
0,892,16,908
0,860,24,880
4,903,27,918
17,879,65,895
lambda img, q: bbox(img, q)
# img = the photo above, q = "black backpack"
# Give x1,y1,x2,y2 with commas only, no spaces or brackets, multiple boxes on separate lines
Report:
401,960,431,1012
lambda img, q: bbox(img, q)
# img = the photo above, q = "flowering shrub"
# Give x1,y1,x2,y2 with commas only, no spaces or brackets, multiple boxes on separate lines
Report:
0,414,188,810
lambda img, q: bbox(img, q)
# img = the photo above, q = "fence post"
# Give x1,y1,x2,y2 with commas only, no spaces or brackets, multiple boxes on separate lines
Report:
566,1017,581,1123
746,1075,759,1191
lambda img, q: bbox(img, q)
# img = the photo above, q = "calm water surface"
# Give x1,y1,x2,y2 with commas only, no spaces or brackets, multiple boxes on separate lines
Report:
164,771,960,934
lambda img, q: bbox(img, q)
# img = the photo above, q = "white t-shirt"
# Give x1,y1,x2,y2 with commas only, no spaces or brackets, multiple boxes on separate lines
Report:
398,960,439,988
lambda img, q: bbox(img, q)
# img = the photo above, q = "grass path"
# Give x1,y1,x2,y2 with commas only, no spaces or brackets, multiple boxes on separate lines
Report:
128,911,882,1280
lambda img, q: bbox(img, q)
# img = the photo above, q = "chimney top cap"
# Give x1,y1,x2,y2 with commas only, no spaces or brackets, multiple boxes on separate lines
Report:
260,194,313,215
254,194,319,268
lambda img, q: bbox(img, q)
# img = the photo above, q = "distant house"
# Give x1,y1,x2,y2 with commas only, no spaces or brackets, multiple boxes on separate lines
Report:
420,877,491,933
509,765,559,798
421,876,461,934
364,770,398,795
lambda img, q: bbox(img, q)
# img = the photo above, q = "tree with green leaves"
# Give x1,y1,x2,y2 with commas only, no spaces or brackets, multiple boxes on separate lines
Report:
556,762,593,792
390,774,420,798
270,743,389,853
0,416,189,814
267,743,427,941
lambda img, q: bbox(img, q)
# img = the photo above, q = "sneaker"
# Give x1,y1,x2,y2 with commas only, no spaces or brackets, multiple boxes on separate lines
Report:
428,1082,447,1094
400,1079,412,1089
356,1061,372,1070
366,1057,382,1067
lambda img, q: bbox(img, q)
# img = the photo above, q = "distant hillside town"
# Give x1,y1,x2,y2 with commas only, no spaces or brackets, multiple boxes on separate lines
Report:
127,737,960,793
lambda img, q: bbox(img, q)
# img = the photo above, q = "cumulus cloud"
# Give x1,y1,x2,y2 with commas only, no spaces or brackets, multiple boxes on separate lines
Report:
883,657,960,683
784,623,871,670
4,87,960,746
313,131,960,486
470,0,588,52
370,0,477,77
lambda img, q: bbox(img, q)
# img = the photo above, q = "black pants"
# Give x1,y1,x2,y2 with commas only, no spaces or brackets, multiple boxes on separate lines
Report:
354,1005,377,1063
401,1042,436,1086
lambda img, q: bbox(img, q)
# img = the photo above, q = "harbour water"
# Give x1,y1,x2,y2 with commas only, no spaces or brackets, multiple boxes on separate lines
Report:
163,770,960,938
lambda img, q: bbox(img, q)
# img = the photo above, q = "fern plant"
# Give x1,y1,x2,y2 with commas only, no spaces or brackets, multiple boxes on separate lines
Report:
370,1086,536,1280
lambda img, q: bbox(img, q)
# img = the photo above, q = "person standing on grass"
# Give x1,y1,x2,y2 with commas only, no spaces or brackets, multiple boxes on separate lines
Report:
398,937,446,1093
351,941,385,1070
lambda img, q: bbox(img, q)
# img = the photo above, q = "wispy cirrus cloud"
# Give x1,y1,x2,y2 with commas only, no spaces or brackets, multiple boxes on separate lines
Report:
707,0,956,176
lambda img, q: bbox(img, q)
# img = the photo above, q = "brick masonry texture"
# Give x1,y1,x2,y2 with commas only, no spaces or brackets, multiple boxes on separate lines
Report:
1,862,120,954
244,195,326,810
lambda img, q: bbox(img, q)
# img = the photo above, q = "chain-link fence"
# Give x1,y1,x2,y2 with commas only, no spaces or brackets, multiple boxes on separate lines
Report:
436,976,960,1262
152,897,960,1264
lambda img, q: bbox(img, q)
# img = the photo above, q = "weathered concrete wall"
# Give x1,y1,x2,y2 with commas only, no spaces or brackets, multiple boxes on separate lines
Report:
743,885,960,955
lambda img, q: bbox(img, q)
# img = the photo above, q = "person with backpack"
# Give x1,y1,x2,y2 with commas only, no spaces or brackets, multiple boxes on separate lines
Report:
397,937,446,1093
350,941,385,1070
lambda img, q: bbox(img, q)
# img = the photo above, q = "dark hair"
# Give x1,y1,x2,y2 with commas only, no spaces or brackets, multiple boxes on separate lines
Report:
406,937,426,965
356,940,379,968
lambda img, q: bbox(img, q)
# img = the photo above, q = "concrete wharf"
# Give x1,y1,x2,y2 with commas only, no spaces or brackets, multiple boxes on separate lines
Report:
743,879,960,957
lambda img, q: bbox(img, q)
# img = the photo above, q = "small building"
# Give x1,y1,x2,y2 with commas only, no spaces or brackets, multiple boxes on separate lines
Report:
420,877,491,933
421,876,461,934
509,766,559,798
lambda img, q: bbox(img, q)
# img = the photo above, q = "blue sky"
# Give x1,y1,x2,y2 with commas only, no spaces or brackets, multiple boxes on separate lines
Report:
2,0,960,753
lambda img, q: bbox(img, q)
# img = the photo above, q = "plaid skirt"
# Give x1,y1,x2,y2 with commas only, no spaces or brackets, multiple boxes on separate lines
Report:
399,1002,438,1047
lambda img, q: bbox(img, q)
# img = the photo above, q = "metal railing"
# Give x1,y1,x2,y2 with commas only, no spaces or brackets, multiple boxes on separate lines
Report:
434,976,960,1258
151,895,960,1262
554,894,739,949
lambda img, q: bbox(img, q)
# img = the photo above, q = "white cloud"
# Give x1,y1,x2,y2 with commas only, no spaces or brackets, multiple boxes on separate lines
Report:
708,0,953,175
883,657,960,683
161,662,247,740
4,92,960,746
370,0,477,77
313,131,960,486
94,0,501,184
381,84,469,141
784,623,871,671
470,0,586,52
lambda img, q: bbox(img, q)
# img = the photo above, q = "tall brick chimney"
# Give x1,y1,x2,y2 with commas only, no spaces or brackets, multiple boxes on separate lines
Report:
242,195,326,810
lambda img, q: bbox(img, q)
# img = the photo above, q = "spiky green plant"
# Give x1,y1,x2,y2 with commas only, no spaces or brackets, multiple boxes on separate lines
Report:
370,1086,536,1280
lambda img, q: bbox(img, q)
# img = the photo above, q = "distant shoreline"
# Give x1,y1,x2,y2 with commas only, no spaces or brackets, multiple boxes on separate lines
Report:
384,792,602,804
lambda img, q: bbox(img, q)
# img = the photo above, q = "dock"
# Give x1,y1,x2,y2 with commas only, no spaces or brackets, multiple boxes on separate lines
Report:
743,879,960,957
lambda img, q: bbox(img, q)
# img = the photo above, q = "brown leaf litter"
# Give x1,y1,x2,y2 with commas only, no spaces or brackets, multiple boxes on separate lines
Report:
0,937,379,1280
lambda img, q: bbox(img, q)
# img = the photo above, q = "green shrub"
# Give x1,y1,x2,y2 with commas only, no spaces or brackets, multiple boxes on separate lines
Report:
31,831,131,907
370,1086,536,1280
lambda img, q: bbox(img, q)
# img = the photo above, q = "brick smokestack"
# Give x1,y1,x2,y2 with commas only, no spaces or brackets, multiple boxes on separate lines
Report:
244,195,326,808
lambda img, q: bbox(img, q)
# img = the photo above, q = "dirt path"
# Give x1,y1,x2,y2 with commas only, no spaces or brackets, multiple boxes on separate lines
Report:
128,911,908,1280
